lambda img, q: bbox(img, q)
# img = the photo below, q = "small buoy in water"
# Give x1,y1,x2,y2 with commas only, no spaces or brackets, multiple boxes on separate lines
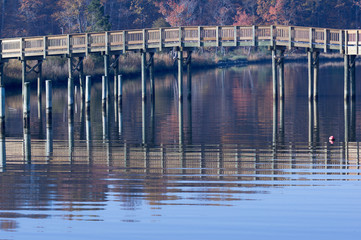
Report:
329,136,335,144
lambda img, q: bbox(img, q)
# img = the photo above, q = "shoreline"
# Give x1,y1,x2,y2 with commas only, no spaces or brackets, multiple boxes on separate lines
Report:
1,52,351,88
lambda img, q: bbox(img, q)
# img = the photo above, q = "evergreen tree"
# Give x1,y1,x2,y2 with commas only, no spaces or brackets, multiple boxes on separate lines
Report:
87,0,111,32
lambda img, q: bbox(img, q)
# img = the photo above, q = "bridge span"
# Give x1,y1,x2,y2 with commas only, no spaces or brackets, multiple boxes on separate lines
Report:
0,25,359,135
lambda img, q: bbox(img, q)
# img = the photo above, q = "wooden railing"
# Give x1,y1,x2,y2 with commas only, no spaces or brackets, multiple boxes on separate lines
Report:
1,25,360,59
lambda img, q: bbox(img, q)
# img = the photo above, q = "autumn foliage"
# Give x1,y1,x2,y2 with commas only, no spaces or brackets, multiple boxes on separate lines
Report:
0,0,360,38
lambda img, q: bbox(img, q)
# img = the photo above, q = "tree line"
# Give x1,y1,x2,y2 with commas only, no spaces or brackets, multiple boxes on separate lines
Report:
0,0,361,38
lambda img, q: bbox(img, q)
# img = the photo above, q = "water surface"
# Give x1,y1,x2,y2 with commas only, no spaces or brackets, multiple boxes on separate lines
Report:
1,63,361,240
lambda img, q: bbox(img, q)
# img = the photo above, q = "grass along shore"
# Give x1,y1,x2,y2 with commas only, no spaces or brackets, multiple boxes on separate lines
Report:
2,47,349,87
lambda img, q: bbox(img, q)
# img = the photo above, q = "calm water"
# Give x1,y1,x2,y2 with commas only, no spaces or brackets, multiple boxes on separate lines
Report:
1,63,361,239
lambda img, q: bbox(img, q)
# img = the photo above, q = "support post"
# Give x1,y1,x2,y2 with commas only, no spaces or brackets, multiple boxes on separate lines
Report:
278,49,285,100
85,76,91,106
178,50,183,100
46,80,52,129
344,54,350,101
46,80,52,115
350,55,356,101
23,82,30,129
141,51,146,100
149,52,155,100
118,75,123,103
79,57,84,100
104,54,109,99
0,86,5,136
0,62,4,87
68,57,74,107
37,60,42,100
187,51,192,100
313,51,320,100
272,49,278,100
102,76,107,106
113,55,119,99
308,50,313,100
22,60,26,94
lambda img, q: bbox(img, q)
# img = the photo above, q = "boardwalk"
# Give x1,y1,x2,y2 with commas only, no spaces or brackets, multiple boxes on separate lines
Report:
1,25,360,58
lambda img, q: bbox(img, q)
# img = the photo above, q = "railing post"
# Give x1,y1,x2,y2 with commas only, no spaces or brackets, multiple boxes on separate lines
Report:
345,30,348,55
324,29,328,53
198,26,202,47
234,26,238,47
123,31,127,53
179,27,182,47
67,34,71,55
309,28,313,49
105,31,109,55
159,28,163,51
288,26,293,49
43,36,47,59
142,29,146,50
20,38,24,60
216,26,220,47
252,25,257,47
85,33,89,56
340,30,344,54
270,25,275,47
356,30,359,55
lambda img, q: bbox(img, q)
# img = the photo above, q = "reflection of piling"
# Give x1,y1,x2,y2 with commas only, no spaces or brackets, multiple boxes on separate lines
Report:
46,122,53,160
142,100,146,144
0,134,5,172
68,107,74,162
46,80,52,125
102,76,107,107
118,75,123,103
46,80,53,159
85,76,91,114
0,86,5,136
178,50,183,100
23,82,31,163
179,100,183,145
23,82,31,131
0,84,5,172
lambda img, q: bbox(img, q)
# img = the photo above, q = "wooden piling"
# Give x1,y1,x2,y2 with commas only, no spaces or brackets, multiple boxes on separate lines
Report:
344,54,350,101
278,50,285,100
141,51,146,100
118,75,122,102
178,50,183,100
308,50,313,100
149,52,155,100
22,60,26,94
187,51,192,100
68,58,74,107
272,49,278,100
37,60,42,100
85,76,91,105
23,82,31,163
102,76,107,104
104,55,109,99
0,63,4,88
313,51,320,100
23,82,30,127
350,55,356,100
79,57,84,99
46,80,52,112
0,86,5,138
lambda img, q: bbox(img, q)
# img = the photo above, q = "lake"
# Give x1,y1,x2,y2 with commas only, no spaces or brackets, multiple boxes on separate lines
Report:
1,62,361,240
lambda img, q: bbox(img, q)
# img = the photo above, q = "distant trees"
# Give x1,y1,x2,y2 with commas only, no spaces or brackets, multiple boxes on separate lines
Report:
0,0,360,38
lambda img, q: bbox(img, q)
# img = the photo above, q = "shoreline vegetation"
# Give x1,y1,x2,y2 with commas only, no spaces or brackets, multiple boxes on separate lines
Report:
3,48,350,88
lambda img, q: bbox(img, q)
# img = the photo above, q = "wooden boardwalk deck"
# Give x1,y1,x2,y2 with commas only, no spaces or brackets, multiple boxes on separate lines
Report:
1,25,360,60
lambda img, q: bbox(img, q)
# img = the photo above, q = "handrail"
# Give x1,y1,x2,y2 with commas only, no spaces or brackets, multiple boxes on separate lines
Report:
0,25,358,59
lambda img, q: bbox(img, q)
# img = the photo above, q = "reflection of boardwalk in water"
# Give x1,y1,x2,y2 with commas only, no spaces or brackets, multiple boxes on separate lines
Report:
3,139,361,180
